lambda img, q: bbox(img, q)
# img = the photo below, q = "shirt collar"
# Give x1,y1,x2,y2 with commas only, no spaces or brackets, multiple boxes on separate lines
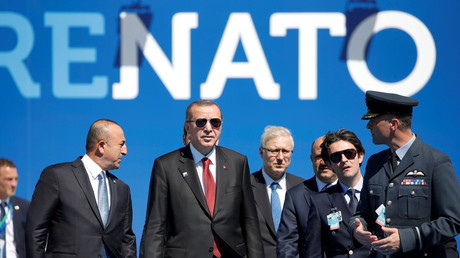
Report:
316,177,338,192
189,143,217,166
339,176,363,194
394,133,416,161
261,168,287,190
81,154,104,180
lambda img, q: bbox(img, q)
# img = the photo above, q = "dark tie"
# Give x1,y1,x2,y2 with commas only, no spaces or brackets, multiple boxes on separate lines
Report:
0,201,6,258
98,172,109,227
347,188,358,213
391,151,398,172
270,182,282,232
320,184,330,192
202,158,221,257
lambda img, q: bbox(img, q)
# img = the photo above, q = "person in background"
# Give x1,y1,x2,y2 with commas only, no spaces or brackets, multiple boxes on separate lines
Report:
277,135,338,258
251,126,304,258
0,158,29,258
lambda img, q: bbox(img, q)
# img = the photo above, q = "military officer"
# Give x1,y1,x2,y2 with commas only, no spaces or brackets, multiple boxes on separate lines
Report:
350,91,460,258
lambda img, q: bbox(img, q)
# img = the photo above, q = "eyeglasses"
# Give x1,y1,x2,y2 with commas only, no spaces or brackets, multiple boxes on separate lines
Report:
262,147,293,157
186,118,222,128
329,149,357,163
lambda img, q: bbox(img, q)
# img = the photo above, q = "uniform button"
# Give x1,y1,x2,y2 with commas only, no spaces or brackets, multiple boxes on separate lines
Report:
349,250,354,255
209,247,214,252
389,183,394,188
387,200,392,206
369,189,374,194
331,231,336,236
386,218,391,223
411,190,415,196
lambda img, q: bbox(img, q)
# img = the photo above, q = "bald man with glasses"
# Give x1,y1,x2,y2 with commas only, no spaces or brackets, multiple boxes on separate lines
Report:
140,100,263,258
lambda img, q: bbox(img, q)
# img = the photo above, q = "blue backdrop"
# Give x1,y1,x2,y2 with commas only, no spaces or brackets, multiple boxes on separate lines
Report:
2,0,460,252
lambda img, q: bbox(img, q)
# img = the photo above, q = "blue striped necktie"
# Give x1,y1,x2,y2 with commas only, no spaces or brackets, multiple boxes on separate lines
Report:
270,182,282,231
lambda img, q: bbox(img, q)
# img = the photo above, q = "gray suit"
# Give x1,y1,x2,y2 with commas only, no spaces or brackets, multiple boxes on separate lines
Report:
250,170,304,258
351,137,460,257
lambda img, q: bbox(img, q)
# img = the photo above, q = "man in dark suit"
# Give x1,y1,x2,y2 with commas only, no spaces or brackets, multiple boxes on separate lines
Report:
26,119,136,258
250,126,304,258
277,135,338,258
140,100,263,258
305,129,370,257
351,91,460,257
0,158,30,258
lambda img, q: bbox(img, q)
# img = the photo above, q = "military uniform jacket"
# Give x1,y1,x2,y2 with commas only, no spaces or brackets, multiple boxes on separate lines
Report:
352,137,460,258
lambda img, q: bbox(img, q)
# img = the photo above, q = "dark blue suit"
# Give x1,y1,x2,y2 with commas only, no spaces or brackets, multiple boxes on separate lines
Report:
305,185,370,257
11,196,30,258
352,137,460,257
277,176,318,258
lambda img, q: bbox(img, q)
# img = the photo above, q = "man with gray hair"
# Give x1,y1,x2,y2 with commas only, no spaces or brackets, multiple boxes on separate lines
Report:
250,126,304,258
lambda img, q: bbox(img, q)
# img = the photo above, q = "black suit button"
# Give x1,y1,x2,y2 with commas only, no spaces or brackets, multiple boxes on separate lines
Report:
209,247,214,252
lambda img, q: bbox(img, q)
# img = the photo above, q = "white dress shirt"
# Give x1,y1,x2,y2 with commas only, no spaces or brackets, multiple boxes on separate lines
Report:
189,143,217,196
261,170,287,209
81,154,111,208
2,197,17,258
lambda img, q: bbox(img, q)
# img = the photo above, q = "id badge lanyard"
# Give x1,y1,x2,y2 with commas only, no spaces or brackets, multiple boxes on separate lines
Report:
0,197,13,237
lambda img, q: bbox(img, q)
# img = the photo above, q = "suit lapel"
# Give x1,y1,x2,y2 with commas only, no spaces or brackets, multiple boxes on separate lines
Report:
391,137,421,179
71,158,105,228
214,146,229,218
383,149,393,178
106,171,118,228
179,146,211,217
252,171,276,234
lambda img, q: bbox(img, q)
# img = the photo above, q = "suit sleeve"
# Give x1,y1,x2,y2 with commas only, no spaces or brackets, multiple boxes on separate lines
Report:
276,191,300,258
304,197,323,258
26,166,60,258
122,187,137,258
399,153,460,253
140,158,169,258
241,156,265,258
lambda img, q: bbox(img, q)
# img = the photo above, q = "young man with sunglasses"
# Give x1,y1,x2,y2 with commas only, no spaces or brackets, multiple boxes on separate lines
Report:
250,126,304,258
351,91,460,258
303,129,370,257
140,100,264,258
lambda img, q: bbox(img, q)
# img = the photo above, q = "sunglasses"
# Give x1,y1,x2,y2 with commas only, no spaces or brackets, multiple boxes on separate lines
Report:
187,118,222,128
329,149,357,163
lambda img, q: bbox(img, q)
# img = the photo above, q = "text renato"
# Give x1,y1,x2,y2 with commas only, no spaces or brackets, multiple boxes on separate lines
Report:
1,11,435,99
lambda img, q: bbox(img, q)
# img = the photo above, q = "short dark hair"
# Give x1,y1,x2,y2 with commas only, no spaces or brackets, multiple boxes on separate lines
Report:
86,119,120,152
0,159,16,170
185,100,222,121
321,128,365,163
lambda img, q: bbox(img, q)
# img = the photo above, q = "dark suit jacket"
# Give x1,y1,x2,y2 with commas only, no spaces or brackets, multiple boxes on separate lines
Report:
10,196,30,258
250,170,304,258
352,137,460,258
305,185,370,258
26,157,136,258
140,145,264,258
277,176,318,258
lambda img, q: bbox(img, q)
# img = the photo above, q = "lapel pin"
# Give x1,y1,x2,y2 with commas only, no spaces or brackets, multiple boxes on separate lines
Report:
182,172,188,178
113,179,117,184
14,205,19,210
223,165,227,170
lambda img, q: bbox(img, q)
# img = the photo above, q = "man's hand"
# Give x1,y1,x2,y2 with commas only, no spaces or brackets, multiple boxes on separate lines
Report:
371,226,401,255
353,218,378,246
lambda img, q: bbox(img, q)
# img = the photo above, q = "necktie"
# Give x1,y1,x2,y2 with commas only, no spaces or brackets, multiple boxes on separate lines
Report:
98,172,109,227
347,188,358,213
0,201,6,258
320,184,330,192
271,182,282,232
202,158,221,257
391,151,398,172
